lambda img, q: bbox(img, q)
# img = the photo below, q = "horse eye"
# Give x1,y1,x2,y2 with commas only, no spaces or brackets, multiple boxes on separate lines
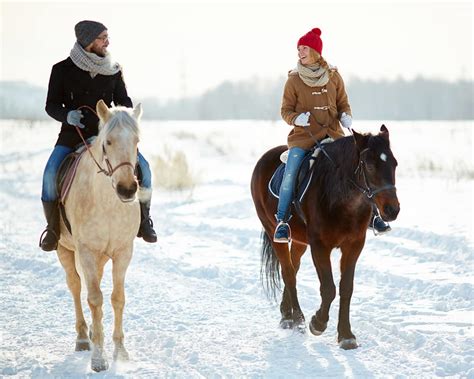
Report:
106,140,112,146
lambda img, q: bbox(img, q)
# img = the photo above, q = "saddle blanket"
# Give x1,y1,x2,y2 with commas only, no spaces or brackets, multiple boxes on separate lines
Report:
268,138,333,202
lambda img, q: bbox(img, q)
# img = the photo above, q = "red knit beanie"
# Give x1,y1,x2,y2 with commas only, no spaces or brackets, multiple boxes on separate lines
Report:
297,28,323,55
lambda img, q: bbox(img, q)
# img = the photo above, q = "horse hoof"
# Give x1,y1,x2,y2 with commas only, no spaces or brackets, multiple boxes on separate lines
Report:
75,339,91,351
309,315,327,336
91,357,109,372
279,318,294,329
113,347,130,361
339,338,358,350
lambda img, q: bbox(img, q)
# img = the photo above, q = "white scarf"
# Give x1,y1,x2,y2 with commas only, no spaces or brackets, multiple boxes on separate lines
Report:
296,60,330,87
69,42,121,78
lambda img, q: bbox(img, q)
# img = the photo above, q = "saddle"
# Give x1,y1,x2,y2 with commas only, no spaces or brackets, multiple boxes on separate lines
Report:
268,138,333,210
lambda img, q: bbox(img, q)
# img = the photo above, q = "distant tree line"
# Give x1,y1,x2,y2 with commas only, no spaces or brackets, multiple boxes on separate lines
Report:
1,77,472,121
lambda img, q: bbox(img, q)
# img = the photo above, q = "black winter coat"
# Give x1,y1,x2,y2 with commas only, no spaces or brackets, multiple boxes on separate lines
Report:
45,57,133,148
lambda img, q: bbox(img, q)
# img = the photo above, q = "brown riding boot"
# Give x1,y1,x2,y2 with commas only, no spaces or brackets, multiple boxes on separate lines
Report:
39,200,60,251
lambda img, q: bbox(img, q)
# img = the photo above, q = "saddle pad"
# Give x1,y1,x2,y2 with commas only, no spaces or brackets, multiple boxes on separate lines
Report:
268,155,315,202
57,150,86,204
268,138,334,202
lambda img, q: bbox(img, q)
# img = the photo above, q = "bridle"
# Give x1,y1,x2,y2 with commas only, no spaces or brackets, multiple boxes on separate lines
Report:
350,147,396,199
75,105,136,178
305,126,396,201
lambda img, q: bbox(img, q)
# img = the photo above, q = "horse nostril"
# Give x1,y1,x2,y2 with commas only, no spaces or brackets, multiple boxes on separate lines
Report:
116,182,137,199
384,204,400,219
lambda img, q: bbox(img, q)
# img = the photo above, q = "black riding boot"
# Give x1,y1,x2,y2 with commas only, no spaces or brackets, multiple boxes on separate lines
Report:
368,207,391,235
137,201,157,243
39,200,60,251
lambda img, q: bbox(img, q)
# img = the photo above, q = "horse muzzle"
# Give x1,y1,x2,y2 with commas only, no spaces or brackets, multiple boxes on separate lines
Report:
116,181,138,203
381,202,400,221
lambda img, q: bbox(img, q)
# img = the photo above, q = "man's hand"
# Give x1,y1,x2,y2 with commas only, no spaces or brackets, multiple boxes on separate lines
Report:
67,110,85,129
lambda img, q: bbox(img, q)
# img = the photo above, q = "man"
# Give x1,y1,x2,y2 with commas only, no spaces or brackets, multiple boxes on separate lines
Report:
40,20,157,251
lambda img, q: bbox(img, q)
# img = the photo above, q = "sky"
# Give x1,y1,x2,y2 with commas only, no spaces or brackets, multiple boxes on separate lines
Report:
1,0,472,100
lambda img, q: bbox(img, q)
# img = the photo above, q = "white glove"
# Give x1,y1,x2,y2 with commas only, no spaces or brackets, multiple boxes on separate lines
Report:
340,112,352,129
67,110,85,128
294,112,310,127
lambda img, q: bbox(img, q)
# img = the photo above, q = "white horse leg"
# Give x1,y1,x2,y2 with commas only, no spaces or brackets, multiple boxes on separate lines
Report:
57,244,90,351
111,250,133,361
79,250,109,372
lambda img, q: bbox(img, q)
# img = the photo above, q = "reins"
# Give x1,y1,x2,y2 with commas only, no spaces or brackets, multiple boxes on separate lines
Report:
75,105,136,177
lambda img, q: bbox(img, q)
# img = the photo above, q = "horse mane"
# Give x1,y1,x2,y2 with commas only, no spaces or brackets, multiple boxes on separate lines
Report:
312,135,362,209
98,106,140,141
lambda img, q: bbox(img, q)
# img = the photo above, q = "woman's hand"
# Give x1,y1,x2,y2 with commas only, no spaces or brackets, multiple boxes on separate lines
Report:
340,112,352,129
294,112,310,127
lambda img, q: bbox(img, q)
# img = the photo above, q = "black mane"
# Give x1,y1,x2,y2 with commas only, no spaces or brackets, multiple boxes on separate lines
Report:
312,135,364,209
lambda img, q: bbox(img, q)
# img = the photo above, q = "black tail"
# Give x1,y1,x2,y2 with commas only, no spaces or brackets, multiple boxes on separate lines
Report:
260,230,281,301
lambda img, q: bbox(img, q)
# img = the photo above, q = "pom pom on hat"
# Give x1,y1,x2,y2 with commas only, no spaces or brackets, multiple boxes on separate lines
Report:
297,27,323,55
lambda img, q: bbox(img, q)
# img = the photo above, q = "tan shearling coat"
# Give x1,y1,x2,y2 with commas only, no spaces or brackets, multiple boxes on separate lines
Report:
281,68,352,149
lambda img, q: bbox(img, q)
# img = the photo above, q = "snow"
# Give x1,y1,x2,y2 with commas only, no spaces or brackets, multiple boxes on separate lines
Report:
0,119,473,378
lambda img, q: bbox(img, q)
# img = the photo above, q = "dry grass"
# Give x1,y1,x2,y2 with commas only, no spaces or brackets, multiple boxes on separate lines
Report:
152,146,198,191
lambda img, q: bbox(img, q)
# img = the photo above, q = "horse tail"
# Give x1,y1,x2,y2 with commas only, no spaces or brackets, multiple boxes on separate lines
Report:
260,230,281,301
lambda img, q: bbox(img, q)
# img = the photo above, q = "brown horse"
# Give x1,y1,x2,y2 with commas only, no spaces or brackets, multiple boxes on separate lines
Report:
251,125,400,349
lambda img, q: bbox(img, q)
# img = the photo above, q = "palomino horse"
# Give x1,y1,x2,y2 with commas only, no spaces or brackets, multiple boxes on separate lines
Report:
56,100,142,371
251,125,400,349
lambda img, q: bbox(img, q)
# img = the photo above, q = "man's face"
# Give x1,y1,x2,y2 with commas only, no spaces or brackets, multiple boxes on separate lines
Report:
86,30,109,57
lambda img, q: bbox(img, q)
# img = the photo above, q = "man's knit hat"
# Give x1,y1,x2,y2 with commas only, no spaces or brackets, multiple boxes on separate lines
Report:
74,20,107,48
297,28,323,55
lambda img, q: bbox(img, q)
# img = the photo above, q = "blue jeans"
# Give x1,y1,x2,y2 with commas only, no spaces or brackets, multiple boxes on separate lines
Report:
41,145,152,202
276,147,308,221
137,152,152,189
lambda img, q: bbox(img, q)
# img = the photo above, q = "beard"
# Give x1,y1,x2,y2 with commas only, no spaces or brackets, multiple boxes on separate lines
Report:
91,45,107,57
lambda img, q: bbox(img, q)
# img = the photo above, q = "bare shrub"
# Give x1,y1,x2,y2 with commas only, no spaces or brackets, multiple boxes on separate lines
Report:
152,147,198,190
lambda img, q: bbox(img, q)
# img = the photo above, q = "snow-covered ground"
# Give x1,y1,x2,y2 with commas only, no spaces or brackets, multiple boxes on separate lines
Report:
0,119,472,378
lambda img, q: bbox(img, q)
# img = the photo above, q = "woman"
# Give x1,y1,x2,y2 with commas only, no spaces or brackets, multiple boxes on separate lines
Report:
274,27,390,243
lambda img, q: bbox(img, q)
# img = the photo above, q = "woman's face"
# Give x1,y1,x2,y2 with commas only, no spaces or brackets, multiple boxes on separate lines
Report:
298,45,315,65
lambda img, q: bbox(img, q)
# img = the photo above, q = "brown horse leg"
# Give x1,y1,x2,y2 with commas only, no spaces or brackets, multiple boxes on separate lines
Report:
272,241,305,330
56,244,90,351
309,243,336,336
111,248,132,361
337,240,364,350
280,242,308,329
78,248,109,372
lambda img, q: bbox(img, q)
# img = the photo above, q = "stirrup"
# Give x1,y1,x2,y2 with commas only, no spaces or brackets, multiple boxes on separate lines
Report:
273,221,291,243
39,228,59,250
369,215,391,236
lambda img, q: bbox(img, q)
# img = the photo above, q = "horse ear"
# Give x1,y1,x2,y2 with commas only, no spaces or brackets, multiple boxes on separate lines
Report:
133,103,143,121
352,130,368,151
96,100,111,123
380,124,389,140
